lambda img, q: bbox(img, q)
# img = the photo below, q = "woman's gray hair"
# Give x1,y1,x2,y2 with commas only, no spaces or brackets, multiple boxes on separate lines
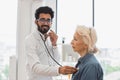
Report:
76,25,98,53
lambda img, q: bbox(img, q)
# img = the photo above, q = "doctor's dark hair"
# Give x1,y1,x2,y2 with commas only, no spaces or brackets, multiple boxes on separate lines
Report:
35,6,54,19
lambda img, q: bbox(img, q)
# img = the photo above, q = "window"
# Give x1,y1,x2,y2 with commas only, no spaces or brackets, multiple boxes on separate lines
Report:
0,0,17,80
57,0,93,44
95,0,120,80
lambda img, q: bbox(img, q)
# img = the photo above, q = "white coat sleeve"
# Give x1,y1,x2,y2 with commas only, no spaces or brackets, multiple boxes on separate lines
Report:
25,37,60,76
52,46,60,62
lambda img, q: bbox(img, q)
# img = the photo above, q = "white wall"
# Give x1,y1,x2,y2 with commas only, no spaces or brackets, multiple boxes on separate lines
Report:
17,0,32,80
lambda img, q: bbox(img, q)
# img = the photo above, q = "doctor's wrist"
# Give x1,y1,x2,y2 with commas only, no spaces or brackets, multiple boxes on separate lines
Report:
52,45,57,49
52,43,57,46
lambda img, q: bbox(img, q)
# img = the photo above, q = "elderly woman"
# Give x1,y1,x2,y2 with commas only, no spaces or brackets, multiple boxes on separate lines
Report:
71,25,103,80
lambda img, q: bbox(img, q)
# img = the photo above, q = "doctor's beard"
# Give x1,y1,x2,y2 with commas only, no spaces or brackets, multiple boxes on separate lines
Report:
37,25,50,34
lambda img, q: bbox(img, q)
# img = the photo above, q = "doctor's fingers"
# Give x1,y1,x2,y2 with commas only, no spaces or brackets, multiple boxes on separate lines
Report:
59,66,77,75
48,30,57,36
48,32,58,40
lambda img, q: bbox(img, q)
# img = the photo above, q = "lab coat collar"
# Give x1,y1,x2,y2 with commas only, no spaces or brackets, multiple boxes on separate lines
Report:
33,29,46,41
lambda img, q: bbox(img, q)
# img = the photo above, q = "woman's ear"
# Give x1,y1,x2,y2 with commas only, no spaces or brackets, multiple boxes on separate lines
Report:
84,44,88,49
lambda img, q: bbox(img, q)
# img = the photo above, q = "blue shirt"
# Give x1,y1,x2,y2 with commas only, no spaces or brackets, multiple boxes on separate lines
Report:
72,53,103,80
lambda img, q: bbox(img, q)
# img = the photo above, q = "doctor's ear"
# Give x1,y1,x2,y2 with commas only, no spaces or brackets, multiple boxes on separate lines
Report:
35,20,38,24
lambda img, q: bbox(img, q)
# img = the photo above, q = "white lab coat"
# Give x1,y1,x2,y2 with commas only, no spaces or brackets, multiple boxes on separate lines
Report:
25,29,60,80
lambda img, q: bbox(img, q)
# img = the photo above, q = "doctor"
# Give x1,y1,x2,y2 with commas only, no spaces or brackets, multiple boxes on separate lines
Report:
25,6,77,80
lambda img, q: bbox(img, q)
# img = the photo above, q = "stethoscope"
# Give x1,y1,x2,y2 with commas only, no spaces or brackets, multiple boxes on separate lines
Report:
40,34,62,67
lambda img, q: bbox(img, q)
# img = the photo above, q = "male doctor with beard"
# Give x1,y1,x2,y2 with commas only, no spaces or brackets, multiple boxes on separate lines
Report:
25,6,77,80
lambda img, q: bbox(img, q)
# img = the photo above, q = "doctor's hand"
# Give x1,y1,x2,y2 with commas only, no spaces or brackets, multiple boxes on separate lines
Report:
48,30,58,46
59,66,78,75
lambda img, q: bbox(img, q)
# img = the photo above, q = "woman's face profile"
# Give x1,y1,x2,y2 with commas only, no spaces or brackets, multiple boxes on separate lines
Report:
71,32,87,53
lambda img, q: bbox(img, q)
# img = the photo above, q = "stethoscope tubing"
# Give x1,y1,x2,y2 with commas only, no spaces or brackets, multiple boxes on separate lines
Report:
40,34,62,67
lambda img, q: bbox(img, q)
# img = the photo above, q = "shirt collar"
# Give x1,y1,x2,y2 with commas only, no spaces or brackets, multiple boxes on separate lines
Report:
78,53,93,64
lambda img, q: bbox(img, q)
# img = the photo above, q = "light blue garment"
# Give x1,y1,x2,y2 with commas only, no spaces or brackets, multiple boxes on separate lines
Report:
72,53,103,80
